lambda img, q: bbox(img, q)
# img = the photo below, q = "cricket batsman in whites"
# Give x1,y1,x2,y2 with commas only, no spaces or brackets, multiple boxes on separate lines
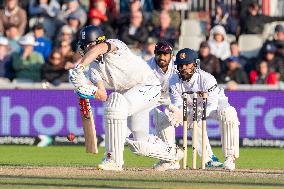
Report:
167,48,240,170
69,25,183,171
148,41,223,171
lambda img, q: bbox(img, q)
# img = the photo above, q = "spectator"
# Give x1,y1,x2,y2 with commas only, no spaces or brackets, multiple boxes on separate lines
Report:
91,0,115,25
218,56,249,85
28,0,61,40
261,43,284,81
57,0,87,28
210,2,238,35
198,41,221,79
42,49,73,85
54,24,74,47
0,0,27,36
33,23,52,61
275,42,284,60
240,2,284,34
249,60,278,85
141,37,158,61
29,0,60,18
58,40,79,65
260,24,284,55
119,11,148,48
116,0,147,28
11,34,44,82
89,0,118,20
88,8,116,39
151,0,180,30
66,11,82,34
5,24,21,53
120,0,153,16
230,41,250,72
208,25,231,61
0,36,13,81
150,11,178,47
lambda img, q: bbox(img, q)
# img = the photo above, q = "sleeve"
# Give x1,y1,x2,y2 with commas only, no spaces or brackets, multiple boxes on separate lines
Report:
18,9,27,36
203,73,220,116
262,15,284,24
30,53,45,73
267,72,278,84
28,0,44,16
88,65,103,85
169,75,183,108
106,39,129,54
249,70,257,84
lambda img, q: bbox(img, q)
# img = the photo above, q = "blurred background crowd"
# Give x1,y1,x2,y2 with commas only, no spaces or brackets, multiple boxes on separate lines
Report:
0,0,284,89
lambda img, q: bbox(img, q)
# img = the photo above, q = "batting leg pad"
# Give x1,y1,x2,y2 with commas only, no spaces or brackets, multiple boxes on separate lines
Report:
218,106,240,158
126,135,183,162
105,92,129,167
153,108,176,147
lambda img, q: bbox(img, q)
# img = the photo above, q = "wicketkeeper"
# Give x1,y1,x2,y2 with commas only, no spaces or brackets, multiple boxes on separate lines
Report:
147,41,223,171
69,25,183,171
167,48,240,170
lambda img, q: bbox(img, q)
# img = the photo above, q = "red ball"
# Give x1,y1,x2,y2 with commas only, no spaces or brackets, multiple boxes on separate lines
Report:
67,133,75,141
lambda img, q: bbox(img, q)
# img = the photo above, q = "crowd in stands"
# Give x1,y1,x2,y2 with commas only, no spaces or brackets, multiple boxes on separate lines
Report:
0,0,284,89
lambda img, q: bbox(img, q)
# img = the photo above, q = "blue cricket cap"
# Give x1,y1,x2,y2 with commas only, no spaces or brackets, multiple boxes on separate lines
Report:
174,48,198,65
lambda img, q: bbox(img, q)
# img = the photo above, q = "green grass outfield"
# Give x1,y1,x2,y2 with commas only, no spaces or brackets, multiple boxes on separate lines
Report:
0,146,283,189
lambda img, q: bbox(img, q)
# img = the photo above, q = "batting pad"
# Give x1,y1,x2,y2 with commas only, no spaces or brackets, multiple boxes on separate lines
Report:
218,106,240,158
126,135,183,162
105,92,128,167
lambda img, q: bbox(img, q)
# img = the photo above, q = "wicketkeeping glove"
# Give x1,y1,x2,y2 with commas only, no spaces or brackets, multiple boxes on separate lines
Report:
165,105,183,127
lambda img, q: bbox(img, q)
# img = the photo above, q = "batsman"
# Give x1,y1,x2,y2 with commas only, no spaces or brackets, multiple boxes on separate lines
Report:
167,48,240,170
69,25,183,171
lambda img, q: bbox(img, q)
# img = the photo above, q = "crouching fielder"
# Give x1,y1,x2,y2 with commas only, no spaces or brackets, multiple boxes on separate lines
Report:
147,41,222,171
69,25,182,171
168,48,239,170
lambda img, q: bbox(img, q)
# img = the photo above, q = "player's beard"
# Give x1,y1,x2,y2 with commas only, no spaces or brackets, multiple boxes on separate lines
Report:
179,68,195,81
156,58,170,70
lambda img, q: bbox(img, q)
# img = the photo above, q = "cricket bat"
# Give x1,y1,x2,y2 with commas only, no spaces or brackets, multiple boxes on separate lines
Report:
79,97,98,154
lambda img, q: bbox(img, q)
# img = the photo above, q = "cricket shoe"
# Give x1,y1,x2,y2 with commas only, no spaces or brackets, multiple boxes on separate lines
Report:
97,158,123,171
153,160,180,171
205,155,224,168
224,155,236,170
153,147,183,171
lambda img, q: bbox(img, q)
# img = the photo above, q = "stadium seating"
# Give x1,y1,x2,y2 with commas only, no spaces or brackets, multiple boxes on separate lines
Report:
238,34,263,58
180,19,206,36
262,21,284,40
179,35,206,50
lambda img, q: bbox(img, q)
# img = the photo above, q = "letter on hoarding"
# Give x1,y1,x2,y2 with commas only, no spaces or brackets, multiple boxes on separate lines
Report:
240,97,265,137
1,97,29,135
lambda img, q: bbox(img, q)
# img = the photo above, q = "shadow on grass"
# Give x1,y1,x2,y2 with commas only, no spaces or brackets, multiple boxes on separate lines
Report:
0,182,149,189
0,175,283,188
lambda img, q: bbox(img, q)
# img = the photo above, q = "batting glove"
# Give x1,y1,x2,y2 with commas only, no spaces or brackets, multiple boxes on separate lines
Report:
69,64,87,88
76,85,98,99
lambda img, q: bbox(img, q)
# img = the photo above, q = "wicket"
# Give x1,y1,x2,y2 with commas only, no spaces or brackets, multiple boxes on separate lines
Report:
182,91,208,169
